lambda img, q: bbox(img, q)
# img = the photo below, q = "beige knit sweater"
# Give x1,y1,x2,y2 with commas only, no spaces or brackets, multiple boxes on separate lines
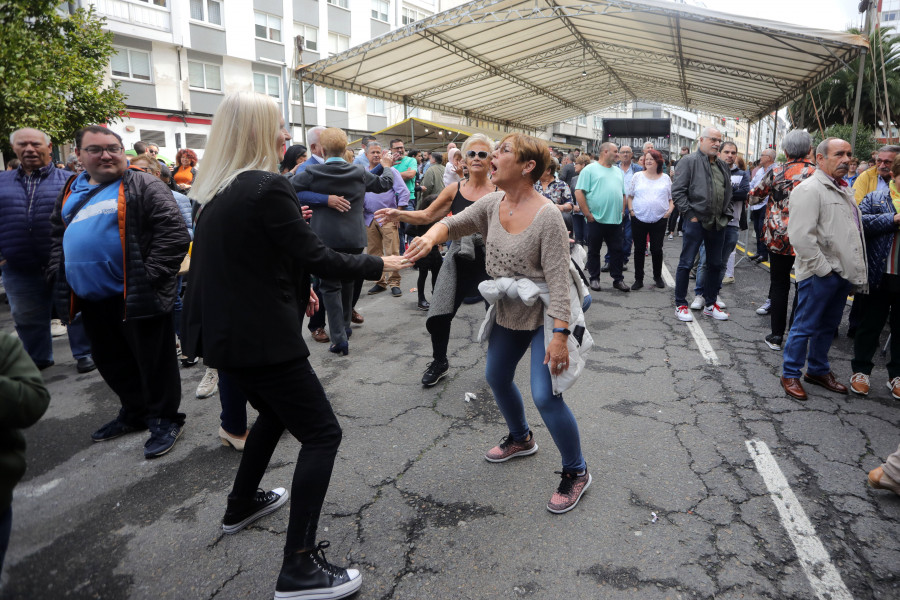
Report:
442,191,571,330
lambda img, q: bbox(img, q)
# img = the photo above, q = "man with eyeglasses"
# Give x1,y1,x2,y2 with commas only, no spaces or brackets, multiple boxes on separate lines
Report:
853,145,900,204
0,128,95,373
47,125,191,459
671,127,733,322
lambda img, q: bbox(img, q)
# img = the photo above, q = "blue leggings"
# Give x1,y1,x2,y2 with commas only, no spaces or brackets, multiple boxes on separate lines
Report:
485,324,585,472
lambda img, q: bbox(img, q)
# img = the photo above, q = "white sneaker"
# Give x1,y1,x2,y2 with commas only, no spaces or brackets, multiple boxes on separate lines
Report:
678,231,683,237
690,296,704,310
676,305,693,322
50,319,67,337
721,276,735,284
702,303,729,320
756,299,771,315
196,367,219,398
716,296,727,309
667,233,674,240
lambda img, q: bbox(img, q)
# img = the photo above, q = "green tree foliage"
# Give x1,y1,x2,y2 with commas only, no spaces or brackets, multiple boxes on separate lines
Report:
789,27,900,137
811,123,879,161
0,0,126,150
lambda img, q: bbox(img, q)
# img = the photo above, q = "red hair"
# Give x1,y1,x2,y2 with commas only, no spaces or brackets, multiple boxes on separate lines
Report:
176,148,198,167
644,149,664,174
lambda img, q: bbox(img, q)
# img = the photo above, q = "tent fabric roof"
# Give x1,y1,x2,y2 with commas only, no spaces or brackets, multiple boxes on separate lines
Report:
298,0,867,130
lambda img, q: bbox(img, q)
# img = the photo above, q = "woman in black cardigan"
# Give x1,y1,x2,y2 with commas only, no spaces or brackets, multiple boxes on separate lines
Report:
183,92,407,600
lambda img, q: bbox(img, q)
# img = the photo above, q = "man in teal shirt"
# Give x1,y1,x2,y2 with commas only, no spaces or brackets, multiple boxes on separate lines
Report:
575,142,630,292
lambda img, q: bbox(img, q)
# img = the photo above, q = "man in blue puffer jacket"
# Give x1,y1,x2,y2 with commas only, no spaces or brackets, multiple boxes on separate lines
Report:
0,128,95,372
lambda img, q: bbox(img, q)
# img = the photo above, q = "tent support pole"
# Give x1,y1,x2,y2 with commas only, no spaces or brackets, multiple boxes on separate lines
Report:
299,78,307,145
851,6,871,154
745,120,752,157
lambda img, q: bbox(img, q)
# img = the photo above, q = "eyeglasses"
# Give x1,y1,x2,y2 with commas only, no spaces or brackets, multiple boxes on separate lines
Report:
81,145,123,156
466,150,489,159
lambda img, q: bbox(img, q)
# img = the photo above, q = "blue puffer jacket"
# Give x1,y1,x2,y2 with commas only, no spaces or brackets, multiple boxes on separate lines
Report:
860,189,898,290
0,165,74,270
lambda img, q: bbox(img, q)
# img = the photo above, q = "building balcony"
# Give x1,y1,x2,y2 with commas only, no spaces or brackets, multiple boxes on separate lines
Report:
89,0,171,32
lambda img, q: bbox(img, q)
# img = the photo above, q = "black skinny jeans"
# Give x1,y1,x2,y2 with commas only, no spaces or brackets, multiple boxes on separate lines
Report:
631,217,667,282
224,358,341,554
851,274,900,379
767,253,798,337
426,250,489,362
416,247,443,303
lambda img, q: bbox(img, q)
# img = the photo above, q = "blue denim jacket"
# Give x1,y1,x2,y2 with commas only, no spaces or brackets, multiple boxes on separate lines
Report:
860,189,898,290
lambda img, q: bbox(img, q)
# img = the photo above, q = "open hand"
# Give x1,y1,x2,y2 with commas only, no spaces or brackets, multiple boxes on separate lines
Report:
327,195,350,212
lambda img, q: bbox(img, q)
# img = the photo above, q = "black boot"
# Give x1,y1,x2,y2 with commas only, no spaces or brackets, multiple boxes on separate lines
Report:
275,541,362,599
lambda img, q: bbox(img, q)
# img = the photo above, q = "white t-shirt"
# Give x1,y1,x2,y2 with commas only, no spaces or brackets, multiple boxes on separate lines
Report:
628,172,672,223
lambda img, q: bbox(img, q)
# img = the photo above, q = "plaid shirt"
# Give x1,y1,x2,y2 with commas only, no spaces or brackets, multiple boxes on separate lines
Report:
18,163,55,209
750,159,816,256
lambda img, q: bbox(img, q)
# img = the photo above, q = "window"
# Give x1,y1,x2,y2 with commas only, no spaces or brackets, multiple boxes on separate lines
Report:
327,0,349,7
187,61,221,91
139,129,166,146
254,12,281,42
111,47,151,81
577,115,587,127
328,32,349,55
883,10,899,21
254,72,280,99
371,0,389,21
295,23,317,52
367,98,385,115
189,0,222,25
137,0,167,6
401,6,430,24
185,133,208,149
291,79,315,105
326,88,347,109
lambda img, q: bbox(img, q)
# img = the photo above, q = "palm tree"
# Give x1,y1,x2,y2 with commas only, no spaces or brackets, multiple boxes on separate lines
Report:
789,27,900,138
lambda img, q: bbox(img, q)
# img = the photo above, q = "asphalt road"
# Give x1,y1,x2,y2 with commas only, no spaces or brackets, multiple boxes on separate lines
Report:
2,235,899,600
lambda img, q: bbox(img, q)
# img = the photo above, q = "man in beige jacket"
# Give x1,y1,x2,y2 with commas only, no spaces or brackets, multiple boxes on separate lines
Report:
780,138,868,401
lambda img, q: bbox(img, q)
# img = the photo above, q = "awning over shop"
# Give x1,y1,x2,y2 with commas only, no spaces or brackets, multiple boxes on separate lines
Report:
298,0,867,131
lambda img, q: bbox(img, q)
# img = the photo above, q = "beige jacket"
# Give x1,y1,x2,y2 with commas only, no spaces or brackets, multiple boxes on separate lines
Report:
787,169,868,291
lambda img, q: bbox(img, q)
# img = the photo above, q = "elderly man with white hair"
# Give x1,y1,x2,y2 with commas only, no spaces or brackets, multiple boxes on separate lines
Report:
0,127,95,373
671,127,733,322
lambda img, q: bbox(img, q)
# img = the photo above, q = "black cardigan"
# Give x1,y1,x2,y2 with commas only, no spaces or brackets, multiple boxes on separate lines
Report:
182,171,383,368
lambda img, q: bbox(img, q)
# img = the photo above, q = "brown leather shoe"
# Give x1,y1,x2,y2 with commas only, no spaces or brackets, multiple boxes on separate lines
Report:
781,376,807,400
311,327,330,343
803,372,848,395
351,310,364,324
849,373,870,396
868,466,900,497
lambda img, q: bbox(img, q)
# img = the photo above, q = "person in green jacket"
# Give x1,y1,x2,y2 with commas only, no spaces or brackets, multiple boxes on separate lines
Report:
0,331,50,574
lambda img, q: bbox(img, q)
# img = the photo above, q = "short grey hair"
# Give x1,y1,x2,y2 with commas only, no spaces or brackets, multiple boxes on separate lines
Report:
699,127,720,139
365,140,382,151
307,126,326,146
461,133,494,155
877,145,900,154
761,148,777,159
9,128,51,145
816,137,838,158
782,130,812,160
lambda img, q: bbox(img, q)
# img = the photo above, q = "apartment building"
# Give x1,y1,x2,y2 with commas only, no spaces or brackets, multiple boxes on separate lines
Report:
84,0,440,158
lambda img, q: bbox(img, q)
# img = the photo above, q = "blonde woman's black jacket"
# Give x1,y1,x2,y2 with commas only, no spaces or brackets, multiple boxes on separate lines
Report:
182,171,383,368
46,169,191,321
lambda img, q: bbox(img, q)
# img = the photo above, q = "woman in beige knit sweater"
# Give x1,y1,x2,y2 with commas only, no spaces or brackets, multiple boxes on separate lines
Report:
404,133,590,514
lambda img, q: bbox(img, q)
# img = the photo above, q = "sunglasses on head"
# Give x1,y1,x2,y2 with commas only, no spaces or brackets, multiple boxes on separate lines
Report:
466,150,489,159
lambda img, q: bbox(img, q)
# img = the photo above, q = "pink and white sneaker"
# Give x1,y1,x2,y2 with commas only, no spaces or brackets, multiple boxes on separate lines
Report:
485,431,538,463
547,470,592,514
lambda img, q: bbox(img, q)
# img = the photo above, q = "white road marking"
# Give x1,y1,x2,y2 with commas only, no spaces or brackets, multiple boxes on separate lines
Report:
661,264,720,366
745,440,854,600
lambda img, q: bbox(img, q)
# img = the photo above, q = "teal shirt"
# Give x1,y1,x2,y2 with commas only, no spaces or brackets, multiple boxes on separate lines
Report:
575,163,625,224
395,156,418,200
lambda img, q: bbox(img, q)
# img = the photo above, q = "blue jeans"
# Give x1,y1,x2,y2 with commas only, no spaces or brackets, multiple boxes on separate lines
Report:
751,207,768,259
485,324,585,472
2,265,92,364
782,274,852,378
695,226,739,297
675,220,726,307
572,213,587,244
605,214,632,264
218,370,248,436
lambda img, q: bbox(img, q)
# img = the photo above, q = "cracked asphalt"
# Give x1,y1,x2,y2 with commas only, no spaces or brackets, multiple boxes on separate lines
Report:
2,236,899,600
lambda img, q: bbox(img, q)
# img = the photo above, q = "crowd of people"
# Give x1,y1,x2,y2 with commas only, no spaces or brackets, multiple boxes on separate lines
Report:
2,93,900,599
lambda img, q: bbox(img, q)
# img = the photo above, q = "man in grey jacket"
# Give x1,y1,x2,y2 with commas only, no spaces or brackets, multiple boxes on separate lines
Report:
671,127,733,322
780,138,867,401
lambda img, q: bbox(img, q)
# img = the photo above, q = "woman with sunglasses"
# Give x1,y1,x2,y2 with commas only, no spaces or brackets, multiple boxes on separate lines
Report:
376,134,496,387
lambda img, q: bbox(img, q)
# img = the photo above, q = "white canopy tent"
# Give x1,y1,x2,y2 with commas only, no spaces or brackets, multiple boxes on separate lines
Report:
297,0,866,134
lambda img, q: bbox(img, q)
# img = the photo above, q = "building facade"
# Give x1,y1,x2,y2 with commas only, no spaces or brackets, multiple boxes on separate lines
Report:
85,0,441,158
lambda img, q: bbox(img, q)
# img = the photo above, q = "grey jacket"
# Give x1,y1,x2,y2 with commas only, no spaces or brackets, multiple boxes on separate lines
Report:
788,168,868,290
671,149,733,230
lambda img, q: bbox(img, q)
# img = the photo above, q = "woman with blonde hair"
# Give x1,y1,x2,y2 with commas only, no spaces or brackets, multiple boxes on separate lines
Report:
376,133,496,386
403,133,591,514
183,92,408,599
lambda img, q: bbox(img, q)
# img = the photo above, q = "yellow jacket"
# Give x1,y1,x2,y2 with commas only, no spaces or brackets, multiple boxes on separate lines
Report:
853,167,881,204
